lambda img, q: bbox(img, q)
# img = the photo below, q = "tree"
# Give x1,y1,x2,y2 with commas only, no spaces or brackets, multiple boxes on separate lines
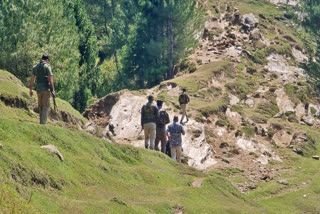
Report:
300,0,320,89
121,0,203,88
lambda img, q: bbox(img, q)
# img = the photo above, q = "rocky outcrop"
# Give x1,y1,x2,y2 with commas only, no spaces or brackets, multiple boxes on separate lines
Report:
83,92,121,120
269,0,299,6
240,13,259,32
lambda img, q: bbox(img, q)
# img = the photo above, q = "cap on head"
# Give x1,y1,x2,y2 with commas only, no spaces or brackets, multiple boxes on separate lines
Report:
42,55,50,61
182,88,186,92
157,99,163,107
173,116,179,122
148,95,154,102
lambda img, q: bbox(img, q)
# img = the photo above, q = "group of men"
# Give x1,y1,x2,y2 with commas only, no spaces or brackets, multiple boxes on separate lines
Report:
140,89,190,163
30,55,191,163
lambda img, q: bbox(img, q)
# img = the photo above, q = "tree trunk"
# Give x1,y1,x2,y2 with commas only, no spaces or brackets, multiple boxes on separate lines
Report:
167,18,174,79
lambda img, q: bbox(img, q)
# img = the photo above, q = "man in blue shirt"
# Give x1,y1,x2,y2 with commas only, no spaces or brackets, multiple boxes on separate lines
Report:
166,116,185,163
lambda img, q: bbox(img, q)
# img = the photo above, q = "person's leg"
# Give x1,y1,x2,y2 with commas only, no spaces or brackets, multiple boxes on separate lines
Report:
149,123,156,150
176,147,182,163
144,123,151,149
160,127,167,154
171,146,177,161
185,105,189,122
155,127,161,151
180,104,186,123
41,91,51,124
37,92,44,124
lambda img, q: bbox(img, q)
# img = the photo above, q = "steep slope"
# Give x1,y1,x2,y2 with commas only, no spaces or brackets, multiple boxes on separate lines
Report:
83,0,320,213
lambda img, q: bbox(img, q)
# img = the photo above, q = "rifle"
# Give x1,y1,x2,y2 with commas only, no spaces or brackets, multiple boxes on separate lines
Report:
46,75,57,111
50,86,57,111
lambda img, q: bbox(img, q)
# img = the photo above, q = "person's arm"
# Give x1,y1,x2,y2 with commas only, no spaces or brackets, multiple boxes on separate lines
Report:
29,74,35,97
186,94,190,103
141,106,144,129
181,126,185,135
47,75,55,92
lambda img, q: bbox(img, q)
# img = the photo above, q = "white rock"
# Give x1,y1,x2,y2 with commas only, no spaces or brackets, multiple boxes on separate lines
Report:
302,115,314,126
229,94,240,106
295,103,306,119
226,108,242,126
245,99,254,108
275,88,295,113
40,145,64,161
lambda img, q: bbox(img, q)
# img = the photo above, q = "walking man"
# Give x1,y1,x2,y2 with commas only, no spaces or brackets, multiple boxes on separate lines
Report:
155,100,170,153
179,88,190,124
166,116,185,163
141,95,158,150
29,55,55,125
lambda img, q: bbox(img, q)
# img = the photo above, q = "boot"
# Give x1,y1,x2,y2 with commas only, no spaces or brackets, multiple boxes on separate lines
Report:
40,108,49,124
39,108,43,124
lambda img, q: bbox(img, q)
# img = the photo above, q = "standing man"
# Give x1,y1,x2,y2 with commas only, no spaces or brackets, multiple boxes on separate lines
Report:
29,55,55,125
166,116,185,163
179,88,190,124
141,95,158,150
155,100,170,153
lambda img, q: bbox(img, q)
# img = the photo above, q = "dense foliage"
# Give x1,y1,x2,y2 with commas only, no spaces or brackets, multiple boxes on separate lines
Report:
0,0,202,111
301,0,320,89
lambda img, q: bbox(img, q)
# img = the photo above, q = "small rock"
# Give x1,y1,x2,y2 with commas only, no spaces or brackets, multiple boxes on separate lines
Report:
292,148,303,155
222,159,230,164
248,184,257,190
273,112,283,118
40,145,64,161
303,195,307,198
245,99,254,108
312,155,319,160
278,180,289,185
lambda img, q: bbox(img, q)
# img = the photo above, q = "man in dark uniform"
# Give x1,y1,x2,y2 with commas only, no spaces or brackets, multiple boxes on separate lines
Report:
141,95,158,150
29,55,55,124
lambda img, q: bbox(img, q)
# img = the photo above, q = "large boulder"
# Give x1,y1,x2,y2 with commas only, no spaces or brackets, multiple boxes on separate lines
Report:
302,115,314,126
240,13,259,32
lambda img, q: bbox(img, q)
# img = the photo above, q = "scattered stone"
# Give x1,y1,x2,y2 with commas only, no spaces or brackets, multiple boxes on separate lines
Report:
302,116,314,126
191,179,204,188
222,159,230,164
303,194,307,198
312,156,319,160
245,99,254,108
248,184,257,190
292,148,303,155
40,144,64,161
220,142,229,148
278,180,289,185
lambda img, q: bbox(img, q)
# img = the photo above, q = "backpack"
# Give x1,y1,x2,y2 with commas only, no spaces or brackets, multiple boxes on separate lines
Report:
142,104,156,120
179,94,190,104
158,110,170,125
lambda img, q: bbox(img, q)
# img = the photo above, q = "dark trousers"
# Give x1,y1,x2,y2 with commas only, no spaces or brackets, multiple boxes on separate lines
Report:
155,127,167,153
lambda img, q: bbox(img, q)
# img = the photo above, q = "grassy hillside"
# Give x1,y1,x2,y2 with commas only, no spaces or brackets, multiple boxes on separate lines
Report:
0,68,266,213
1,0,320,213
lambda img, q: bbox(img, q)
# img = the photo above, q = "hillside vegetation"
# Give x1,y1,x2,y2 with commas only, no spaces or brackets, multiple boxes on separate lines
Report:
0,69,268,213
1,0,320,213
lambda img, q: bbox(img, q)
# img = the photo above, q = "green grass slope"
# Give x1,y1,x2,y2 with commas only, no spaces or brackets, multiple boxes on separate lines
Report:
0,69,265,213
